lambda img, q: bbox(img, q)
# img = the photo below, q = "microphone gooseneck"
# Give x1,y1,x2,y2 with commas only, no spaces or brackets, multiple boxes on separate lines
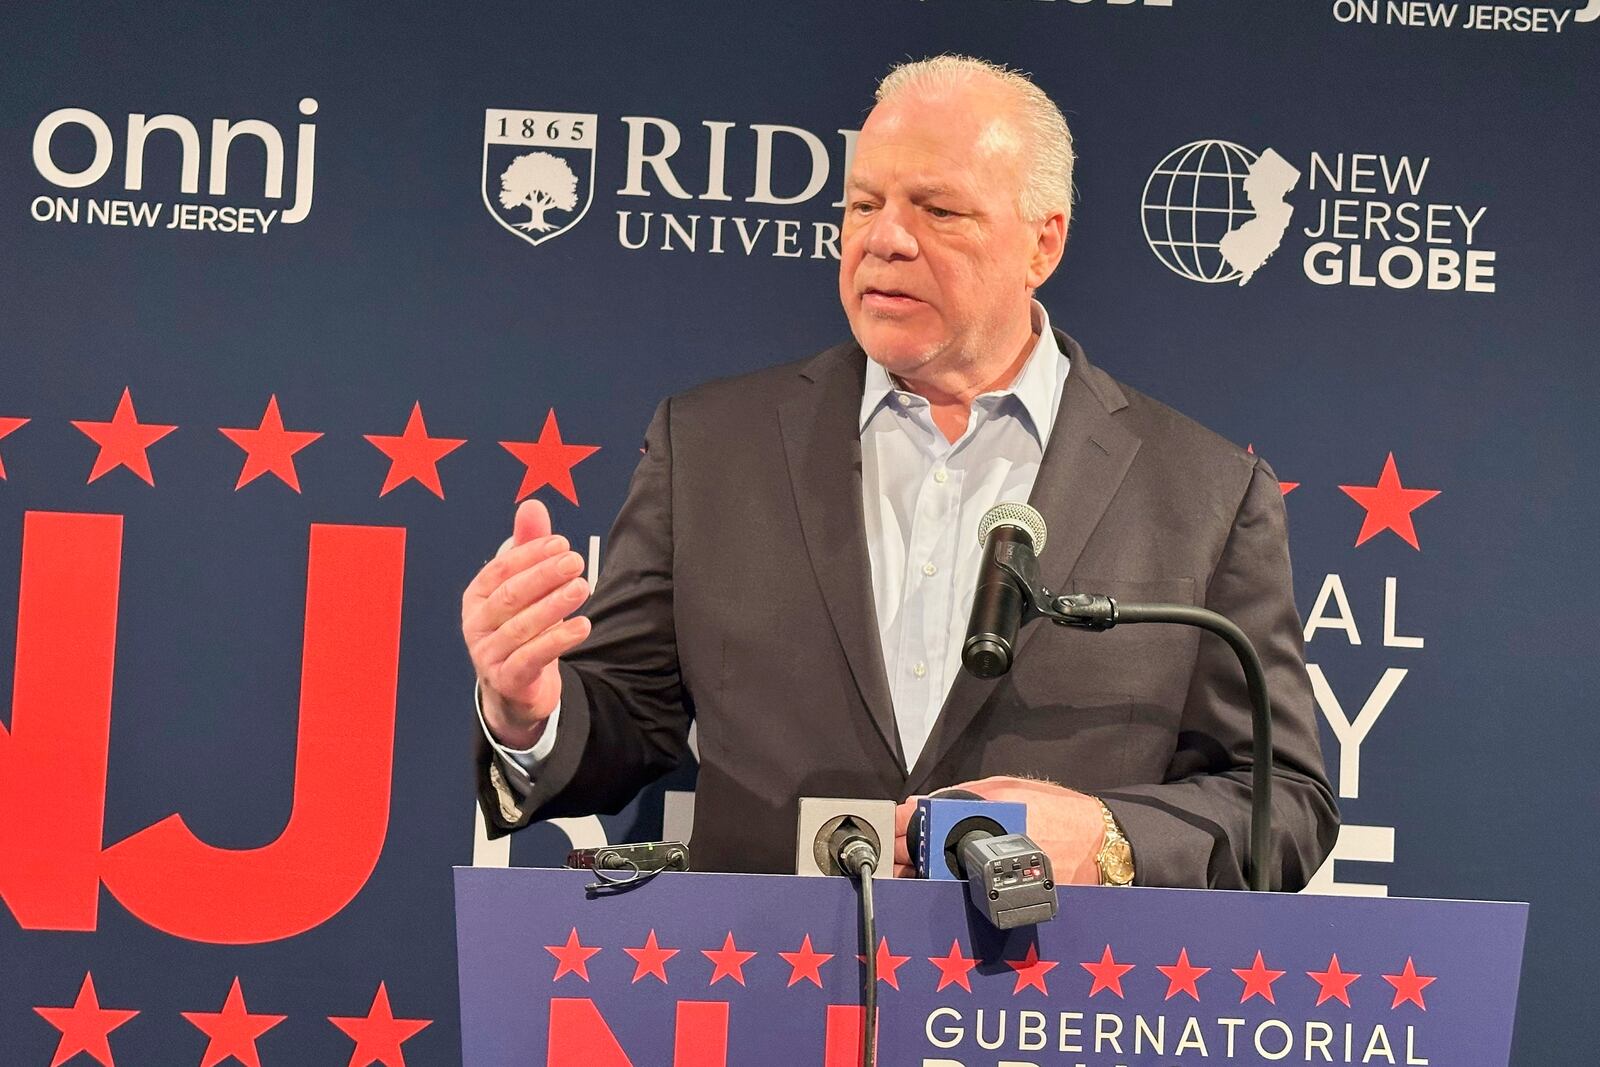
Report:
963,504,1279,892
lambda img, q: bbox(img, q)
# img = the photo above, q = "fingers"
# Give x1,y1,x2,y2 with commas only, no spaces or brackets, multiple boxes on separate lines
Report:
472,569,591,669
466,502,559,604
476,544,586,633
948,776,1010,801
464,534,571,615
491,615,592,696
895,797,917,835
952,775,1075,803
893,796,918,869
512,499,551,548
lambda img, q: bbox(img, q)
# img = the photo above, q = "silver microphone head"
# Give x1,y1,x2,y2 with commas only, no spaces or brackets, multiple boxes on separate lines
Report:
977,502,1047,554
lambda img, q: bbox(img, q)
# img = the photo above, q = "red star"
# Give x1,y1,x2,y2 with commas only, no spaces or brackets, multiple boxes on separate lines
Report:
1156,947,1210,1001
928,940,979,993
328,982,431,1067
219,395,323,492
1339,453,1440,549
703,932,757,986
1307,954,1362,1007
34,972,138,1067
1382,957,1436,1010
545,927,601,982
1008,942,1060,995
0,415,28,479
1233,951,1287,1004
180,977,286,1067
500,409,600,505
364,402,466,498
71,388,176,485
623,930,680,984
1080,944,1135,999
778,934,833,988
856,937,912,990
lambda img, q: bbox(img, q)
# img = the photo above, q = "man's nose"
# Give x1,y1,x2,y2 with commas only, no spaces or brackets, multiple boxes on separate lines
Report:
862,203,918,261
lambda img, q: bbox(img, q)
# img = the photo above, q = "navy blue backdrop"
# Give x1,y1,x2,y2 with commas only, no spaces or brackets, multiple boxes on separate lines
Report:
2,1,1595,1064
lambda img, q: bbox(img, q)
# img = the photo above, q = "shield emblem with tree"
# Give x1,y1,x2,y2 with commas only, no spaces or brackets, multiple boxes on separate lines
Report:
482,109,597,247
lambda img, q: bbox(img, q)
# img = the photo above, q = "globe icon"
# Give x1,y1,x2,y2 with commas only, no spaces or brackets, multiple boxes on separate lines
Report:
1142,140,1260,284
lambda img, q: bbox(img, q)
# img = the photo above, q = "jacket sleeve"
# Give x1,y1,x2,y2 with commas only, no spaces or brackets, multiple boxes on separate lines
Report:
475,396,694,836
1098,458,1339,890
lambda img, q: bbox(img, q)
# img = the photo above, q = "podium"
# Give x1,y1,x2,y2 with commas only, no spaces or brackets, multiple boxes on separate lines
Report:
455,867,1526,1066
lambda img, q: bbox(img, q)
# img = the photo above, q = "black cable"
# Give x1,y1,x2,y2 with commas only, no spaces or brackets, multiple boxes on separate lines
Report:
583,859,673,895
856,856,877,1067
829,827,880,1065
1110,602,1275,892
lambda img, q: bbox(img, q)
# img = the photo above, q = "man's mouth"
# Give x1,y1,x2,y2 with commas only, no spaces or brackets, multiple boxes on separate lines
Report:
861,287,924,306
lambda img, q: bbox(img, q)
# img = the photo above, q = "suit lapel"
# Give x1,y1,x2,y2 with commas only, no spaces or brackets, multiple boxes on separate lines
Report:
907,335,1141,792
778,345,904,772
1019,337,1142,618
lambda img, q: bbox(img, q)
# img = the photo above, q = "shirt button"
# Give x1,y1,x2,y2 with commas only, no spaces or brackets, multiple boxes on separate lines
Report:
933,469,949,484
922,561,937,577
896,394,912,407
913,662,927,678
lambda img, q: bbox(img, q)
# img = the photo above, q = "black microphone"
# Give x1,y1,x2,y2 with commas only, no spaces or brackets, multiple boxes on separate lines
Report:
904,788,997,868
962,502,1048,679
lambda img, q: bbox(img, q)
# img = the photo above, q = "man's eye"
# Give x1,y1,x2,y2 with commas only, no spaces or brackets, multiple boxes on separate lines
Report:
852,201,878,215
927,206,956,219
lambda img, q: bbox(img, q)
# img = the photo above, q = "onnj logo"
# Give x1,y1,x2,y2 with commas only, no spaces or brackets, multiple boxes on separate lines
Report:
482,109,597,247
29,98,317,234
1141,140,1301,286
1331,0,1598,33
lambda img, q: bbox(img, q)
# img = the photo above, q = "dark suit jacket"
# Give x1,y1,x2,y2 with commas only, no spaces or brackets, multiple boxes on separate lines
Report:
477,330,1338,888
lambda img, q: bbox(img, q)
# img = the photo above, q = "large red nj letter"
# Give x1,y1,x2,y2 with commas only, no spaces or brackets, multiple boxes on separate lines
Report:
547,999,873,1066
0,511,405,943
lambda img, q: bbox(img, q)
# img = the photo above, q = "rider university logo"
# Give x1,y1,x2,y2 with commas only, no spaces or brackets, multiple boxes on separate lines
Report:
482,108,597,246
1141,140,1301,286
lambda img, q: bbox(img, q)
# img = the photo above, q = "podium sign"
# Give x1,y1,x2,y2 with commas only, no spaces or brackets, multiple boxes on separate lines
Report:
455,867,1526,1066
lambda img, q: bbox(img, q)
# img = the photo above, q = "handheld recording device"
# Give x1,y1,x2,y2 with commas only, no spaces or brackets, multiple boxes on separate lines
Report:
958,832,1057,930
909,790,1057,929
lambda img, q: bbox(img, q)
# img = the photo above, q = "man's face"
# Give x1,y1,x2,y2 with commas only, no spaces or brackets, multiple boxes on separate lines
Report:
839,83,1063,382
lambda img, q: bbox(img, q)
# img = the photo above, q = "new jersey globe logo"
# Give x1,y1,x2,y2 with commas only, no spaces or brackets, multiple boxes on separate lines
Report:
1142,140,1302,286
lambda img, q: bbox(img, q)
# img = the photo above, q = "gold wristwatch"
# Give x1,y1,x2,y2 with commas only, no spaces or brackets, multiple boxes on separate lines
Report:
1094,800,1135,886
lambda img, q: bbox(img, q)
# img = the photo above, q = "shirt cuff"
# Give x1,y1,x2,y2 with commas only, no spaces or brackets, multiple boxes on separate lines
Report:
475,679,560,778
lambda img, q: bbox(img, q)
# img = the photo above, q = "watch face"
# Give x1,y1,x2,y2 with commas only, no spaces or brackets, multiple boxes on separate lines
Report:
1102,842,1135,884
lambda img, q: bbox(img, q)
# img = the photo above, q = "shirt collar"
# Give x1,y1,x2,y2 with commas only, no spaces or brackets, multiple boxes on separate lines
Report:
858,300,1066,447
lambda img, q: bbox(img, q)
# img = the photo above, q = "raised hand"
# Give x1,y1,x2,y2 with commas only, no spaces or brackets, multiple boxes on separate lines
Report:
461,499,592,748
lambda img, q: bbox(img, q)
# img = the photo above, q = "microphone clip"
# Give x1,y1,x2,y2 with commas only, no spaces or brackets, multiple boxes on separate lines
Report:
994,549,1120,632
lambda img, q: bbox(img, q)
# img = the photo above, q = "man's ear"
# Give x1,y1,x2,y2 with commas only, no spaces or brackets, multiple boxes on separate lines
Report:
1026,211,1068,289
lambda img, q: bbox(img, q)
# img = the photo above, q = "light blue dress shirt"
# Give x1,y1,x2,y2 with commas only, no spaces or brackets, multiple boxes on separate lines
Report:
857,301,1067,768
482,301,1069,777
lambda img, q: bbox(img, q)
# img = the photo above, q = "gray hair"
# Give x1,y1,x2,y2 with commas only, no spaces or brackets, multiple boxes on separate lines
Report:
875,55,1075,226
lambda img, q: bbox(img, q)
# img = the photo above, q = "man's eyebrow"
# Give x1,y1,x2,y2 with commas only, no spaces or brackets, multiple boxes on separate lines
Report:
844,178,965,200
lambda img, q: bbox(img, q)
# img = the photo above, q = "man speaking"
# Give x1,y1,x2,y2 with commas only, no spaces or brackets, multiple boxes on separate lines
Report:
463,56,1337,888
